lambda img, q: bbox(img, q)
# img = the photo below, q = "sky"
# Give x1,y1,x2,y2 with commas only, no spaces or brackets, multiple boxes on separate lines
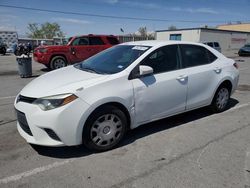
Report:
0,0,250,37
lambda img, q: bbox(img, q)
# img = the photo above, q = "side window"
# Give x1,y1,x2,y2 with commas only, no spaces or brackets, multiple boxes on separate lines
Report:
89,37,104,45
207,50,217,62
107,37,119,45
207,42,213,47
214,42,220,47
180,45,216,68
72,37,89,46
141,45,179,74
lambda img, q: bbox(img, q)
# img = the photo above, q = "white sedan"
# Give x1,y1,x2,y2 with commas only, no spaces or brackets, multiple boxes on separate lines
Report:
14,41,239,151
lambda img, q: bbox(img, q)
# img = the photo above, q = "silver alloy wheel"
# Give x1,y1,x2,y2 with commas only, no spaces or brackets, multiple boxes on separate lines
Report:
90,114,123,147
216,88,229,110
54,58,66,69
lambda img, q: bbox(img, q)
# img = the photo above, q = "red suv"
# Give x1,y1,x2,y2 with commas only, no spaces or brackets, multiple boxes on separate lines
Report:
33,35,119,70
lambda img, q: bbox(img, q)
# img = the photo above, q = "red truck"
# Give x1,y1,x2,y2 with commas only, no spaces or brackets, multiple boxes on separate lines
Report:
33,34,119,70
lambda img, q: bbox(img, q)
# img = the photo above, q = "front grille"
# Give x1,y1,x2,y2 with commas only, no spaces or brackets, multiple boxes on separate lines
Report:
44,128,61,141
17,95,37,104
16,110,33,136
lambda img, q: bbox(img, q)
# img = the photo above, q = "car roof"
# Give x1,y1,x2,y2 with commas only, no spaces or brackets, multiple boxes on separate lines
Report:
120,40,206,47
73,34,116,38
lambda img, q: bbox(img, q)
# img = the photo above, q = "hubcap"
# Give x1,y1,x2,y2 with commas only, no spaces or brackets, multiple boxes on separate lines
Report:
216,88,229,110
54,59,65,69
90,114,123,147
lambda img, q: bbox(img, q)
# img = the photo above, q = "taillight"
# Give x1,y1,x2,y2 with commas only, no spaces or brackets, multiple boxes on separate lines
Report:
233,62,239,69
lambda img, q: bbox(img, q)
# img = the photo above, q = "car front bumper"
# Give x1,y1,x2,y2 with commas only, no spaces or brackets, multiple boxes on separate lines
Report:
14,97,90,146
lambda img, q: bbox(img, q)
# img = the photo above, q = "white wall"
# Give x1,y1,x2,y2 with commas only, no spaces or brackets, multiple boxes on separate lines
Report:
200,31,250,51
156,29,250,51
156,30,200,42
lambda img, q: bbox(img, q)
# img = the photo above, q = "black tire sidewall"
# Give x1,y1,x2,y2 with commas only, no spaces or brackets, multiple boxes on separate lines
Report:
83,105,127,151
211,86,230,113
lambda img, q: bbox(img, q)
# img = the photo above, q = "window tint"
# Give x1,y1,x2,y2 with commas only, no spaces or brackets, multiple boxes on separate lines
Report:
214,42,219,47
72,37,89,46
207,42,213,47
107,37,119,45
180,45,216,68
141,45,179,74
207,49,217,62
89,37,104,45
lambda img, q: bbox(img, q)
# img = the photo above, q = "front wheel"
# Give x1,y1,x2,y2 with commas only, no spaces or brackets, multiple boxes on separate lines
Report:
211,86,230,113
50,56,67,70
83,105,127,151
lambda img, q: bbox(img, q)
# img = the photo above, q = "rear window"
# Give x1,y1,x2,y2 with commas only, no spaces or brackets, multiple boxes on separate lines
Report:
107,37,119,45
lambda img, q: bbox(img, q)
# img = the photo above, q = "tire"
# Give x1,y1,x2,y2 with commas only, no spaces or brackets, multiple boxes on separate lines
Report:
83,105,127,152
50,56,67,70
211,85,230,113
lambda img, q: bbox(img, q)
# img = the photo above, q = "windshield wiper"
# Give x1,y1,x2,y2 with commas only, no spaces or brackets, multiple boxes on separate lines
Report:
81,67,107,75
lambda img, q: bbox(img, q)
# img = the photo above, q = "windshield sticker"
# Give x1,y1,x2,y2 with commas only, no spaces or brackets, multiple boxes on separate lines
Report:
117,65,124,69
132,46,149,51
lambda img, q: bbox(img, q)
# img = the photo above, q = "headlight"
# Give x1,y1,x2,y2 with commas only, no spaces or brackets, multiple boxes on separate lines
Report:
33,94,78,111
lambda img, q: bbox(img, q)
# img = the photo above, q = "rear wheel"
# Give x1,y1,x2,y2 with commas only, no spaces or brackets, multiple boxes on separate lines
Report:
211,86,230,113
83,105,127,151
50,56,67,70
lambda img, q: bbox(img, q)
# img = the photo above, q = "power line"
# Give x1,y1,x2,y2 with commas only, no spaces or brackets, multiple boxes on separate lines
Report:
0,4,248,24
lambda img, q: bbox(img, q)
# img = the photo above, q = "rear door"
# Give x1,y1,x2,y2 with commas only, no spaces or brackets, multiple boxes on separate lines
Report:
89,36,106,56
179,44,220,110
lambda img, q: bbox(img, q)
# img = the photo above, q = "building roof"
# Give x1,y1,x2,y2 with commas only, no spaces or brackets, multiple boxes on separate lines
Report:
156,27,250,34
217,23,250,32
0,30,17,33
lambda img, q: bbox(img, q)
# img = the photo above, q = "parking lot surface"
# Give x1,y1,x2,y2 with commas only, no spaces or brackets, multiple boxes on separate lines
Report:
0,54,250,188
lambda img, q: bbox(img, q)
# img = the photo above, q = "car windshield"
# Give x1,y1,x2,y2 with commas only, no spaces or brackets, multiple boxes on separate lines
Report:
74,45,150,74
244,44,250,47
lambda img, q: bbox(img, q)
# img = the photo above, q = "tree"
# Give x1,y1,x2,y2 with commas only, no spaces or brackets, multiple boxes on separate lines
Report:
168,25,177,30
27,22,64,39
138,27,147,38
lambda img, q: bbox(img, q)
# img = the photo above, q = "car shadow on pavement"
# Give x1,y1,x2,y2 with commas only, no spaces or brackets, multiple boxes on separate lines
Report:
30,144,92,159
31,98,239,159
120,98,239,147
40,68,51,72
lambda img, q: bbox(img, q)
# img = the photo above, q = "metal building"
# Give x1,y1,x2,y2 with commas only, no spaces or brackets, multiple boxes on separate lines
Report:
156,28,250,52
0,30,18,47
217,23,250,33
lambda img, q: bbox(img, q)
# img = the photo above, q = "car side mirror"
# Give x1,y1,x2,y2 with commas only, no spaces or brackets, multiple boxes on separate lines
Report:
139,65,153,77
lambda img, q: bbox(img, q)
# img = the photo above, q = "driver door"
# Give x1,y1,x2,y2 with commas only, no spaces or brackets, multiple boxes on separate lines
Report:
131,45,188,124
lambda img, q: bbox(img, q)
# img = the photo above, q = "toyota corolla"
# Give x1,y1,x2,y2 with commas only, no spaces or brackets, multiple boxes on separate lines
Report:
14,41,239,151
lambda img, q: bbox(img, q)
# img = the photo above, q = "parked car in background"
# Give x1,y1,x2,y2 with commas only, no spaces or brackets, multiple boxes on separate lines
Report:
0,38,7,55
238,43,250,56
203,42,221,52
15,41,239,151
33,34,120,70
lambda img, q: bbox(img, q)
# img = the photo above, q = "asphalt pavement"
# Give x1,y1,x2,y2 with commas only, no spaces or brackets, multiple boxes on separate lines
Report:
0,53,250,188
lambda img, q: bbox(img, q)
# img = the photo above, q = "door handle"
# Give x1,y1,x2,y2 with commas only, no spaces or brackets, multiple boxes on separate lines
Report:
176,75,188,82
214,67,222,73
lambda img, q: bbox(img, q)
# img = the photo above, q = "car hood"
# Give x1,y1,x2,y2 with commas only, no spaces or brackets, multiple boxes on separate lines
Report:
20,66,109,98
